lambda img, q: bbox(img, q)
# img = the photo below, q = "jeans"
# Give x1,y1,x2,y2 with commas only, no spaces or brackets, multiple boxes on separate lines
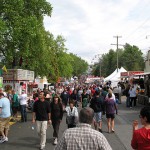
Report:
20,105,27,122
130,97,136,107
126,97,130,107
36,121,47,148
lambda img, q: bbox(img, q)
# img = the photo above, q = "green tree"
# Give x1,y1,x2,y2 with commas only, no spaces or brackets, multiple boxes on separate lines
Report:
0,0,52,68
0,0,88,82
69,53,88,77
121,43,144,71
92,43,144,77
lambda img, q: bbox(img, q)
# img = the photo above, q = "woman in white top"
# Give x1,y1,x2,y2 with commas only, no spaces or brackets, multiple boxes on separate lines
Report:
65,100,78,128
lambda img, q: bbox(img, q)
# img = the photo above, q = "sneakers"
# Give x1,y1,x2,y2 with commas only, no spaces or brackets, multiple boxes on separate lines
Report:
0,137,8,143
53,138,58,145
5,137,8,141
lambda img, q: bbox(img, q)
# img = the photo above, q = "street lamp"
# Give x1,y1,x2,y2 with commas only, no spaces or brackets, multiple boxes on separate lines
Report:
93,54,102,77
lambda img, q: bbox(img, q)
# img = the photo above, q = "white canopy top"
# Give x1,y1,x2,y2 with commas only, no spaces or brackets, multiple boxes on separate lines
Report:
104,68,119,81
110,67,127,81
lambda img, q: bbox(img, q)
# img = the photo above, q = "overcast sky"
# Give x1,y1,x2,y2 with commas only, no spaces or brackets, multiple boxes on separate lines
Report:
44,0,150,64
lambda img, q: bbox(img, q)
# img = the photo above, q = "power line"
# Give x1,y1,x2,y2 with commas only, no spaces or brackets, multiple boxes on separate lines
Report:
123,17,150,41
121,1,150,42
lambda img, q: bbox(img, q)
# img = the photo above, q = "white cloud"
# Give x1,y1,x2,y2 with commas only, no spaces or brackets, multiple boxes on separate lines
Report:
44,0,150,63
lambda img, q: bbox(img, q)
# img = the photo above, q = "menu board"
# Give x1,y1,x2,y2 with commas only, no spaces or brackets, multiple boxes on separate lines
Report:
3,69,34,81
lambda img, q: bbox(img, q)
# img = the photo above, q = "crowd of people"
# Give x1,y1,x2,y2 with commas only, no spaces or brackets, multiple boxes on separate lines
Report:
0,81,150,150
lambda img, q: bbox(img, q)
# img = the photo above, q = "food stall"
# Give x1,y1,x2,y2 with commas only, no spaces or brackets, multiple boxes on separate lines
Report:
3,69,34,94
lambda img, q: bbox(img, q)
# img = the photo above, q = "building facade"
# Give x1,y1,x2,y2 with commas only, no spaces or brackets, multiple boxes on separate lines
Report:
144,50,150,72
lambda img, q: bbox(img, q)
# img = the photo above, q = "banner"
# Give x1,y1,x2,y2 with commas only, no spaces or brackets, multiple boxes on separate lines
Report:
2,65,7,73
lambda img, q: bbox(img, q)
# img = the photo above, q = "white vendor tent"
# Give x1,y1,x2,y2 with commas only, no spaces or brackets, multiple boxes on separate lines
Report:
110,67,127,81
104,67,127,87
104,68,119,81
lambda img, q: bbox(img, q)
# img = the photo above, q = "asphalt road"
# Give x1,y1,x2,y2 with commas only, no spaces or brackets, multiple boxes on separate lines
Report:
1,97,143,150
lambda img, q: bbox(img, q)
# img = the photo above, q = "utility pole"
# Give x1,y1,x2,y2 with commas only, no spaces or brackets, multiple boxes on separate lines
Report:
111,36,122,72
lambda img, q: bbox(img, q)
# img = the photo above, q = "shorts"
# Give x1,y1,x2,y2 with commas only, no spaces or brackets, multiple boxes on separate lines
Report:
106,114,115,119
0,117,11,132
94,112,102,123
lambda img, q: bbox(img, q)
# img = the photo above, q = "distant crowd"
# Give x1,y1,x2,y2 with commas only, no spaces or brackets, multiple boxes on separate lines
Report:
0,81,150,150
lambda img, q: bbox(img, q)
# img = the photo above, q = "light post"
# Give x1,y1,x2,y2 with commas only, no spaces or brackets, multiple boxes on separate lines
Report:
92,54,102,77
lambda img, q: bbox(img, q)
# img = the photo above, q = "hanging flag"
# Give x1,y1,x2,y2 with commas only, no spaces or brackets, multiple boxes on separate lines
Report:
2,65,7,73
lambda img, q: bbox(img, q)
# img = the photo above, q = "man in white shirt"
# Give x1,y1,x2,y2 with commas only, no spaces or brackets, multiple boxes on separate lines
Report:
19,90,27,122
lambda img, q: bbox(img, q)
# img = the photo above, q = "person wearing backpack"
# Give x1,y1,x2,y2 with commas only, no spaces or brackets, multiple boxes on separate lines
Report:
90,90,104,133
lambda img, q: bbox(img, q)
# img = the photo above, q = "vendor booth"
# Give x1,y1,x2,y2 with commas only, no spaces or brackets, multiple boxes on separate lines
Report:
134,72,150,106
104,67,127,87
3,69,34,95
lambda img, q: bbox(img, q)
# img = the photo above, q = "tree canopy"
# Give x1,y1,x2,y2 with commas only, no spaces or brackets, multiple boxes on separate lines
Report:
0,0,88,82
92,43,145,77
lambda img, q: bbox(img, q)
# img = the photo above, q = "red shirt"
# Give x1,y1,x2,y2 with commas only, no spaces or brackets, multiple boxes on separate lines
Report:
91,88,95,95
131,127,150,150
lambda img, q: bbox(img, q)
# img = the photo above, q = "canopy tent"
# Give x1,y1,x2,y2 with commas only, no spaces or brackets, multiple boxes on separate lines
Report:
104,68,119,81
106,67,127,87
110,67,127,81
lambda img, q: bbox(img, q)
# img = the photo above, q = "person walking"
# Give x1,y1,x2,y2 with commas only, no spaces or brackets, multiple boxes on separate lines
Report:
90,90,104,133
70,89,78,107
60,88,70,109
50,94,63,145
19,90,27,122
7,90,13,116
131,106,150,150
81,89,89,108
124,84,131,107
32,91,51,150
66,100,78,128
129,85,137,108
0,93,11,143
12,90,19,120
54,107,112,150
105,93,117,133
